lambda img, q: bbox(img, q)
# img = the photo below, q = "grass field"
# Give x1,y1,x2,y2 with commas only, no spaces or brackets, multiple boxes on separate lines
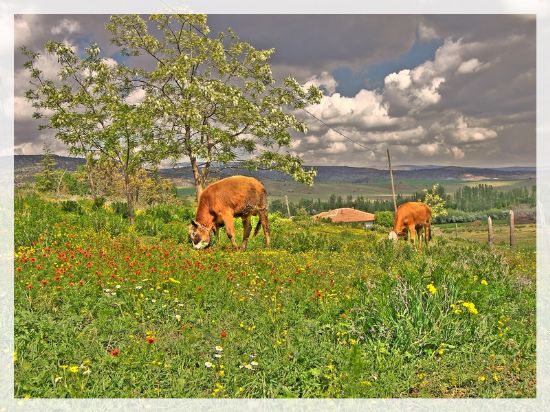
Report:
14,194,536,398
436,221,536,250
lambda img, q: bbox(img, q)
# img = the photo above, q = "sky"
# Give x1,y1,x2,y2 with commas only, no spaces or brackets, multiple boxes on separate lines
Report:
13,14,536,167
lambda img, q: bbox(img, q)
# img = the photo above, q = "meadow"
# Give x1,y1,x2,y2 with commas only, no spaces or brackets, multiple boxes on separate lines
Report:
14,194,536,398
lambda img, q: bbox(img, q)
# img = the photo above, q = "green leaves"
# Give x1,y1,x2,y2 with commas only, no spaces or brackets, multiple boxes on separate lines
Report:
106,14,321,190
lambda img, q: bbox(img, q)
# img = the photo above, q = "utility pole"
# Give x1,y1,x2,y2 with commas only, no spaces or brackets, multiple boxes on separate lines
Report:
387,148,397,212
284,195,291,218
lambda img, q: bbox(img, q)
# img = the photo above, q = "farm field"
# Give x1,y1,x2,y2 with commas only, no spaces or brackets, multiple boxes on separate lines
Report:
175,178,535,203
13,194,536,398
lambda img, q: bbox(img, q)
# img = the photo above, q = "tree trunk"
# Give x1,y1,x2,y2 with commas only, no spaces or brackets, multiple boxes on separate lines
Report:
190,157,203,201
124,174,135,224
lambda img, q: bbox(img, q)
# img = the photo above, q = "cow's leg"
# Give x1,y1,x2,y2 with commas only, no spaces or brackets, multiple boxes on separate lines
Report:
259,209,270,247
424,222,431,248
408,224,417,249
241,216,252,251
222,213,238,250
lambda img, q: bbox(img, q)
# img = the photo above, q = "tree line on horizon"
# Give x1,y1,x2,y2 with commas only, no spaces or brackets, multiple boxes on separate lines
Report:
269,183,536,223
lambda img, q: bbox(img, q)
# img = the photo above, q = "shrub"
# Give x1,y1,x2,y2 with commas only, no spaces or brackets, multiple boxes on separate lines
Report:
59,200,83,214
92,197,106,210
111,201,129,218
375,211,394,228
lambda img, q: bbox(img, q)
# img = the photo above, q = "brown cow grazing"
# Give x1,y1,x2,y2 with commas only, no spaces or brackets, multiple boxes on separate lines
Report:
188,176,270,250
388,202,432,249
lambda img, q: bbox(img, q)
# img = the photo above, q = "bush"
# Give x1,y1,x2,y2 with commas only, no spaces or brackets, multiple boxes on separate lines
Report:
59,200,83,214
111,201,129,218
92,197,106,210
375,211,394,228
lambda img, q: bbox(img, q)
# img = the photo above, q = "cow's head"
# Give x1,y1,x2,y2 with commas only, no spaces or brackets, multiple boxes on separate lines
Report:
188,220,212,250
388,229,406,241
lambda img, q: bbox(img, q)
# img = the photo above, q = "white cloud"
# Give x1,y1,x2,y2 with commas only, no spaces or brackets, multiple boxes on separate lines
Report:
456,58,490,74
303,71,338,95
418,142,442,156
14,15,35,47
125,88,146,105
324,141,348,154
13,96,34,121
363,126,426,144
383,38,489,114
453,115,497,142
417,22,438,41
450,146,465,159
384,69,445,112
305,135,319,144
51,18,81,35
306,89,397,129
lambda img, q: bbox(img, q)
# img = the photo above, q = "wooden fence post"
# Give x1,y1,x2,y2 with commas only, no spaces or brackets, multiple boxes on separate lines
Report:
488,216,494,247
284,195,291,218
455,223,458,239
509,210,515,248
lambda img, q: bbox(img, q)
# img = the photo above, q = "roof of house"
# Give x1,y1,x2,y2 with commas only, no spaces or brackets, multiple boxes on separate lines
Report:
313,208,375,223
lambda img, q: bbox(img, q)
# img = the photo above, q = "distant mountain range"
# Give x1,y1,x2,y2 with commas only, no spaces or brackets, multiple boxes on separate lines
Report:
14,154,536,187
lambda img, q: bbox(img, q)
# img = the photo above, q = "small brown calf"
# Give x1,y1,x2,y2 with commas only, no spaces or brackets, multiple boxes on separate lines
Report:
188,176,270,250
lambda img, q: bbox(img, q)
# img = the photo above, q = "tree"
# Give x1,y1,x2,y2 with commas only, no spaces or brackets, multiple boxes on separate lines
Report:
107,14,322,199
22,42,170,222
34,143,57,192
423,184,448,219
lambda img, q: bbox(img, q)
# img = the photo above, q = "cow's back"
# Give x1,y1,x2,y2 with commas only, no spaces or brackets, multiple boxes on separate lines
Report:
397,202,431,225
200,176,266,215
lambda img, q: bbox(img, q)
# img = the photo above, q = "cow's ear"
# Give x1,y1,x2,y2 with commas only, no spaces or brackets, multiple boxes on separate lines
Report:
191,220,198,228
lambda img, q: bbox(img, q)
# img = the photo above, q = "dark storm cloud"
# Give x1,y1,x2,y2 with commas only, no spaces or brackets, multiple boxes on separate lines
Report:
14,14,535,167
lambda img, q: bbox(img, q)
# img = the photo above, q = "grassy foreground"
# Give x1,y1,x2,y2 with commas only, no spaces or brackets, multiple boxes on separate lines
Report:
14,194,535,398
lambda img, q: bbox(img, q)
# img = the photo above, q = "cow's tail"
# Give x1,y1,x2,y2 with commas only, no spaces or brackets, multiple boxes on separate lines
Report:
253,220,262,237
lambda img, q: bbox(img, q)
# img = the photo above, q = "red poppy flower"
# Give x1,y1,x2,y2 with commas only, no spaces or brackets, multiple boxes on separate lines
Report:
220,330,228,338
25,283,32,289
109,348,121,357
146,336,156,344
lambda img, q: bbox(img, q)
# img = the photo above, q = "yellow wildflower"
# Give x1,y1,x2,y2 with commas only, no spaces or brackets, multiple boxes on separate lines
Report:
426,283,437,295
481,279,488,286
68,365,79,373
478,375,486,382
461,301,479,315
212,382,224,395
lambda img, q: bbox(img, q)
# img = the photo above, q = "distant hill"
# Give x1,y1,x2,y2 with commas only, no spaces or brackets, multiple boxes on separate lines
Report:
160,164,536,183
13,155,536,188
